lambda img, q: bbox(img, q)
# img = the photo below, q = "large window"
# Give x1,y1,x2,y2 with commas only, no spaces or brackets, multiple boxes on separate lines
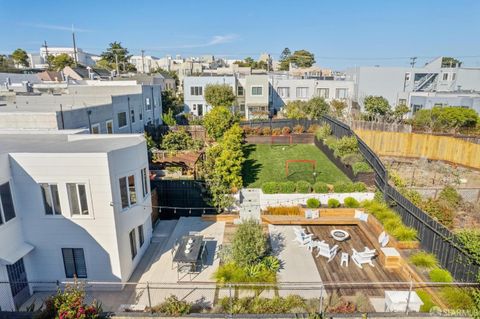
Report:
40,183,62,215
443,73,449,81
296,87,309,98
67,183,89,216
277,87,290,98
317,88,329,99
117,112,127,128
0,182,16,224
251,86,263,96
335,88,348,99
145,97,151,110
190,86,203,96
91,123,100,134
131,109,135,123
237,86,244,96
141,168,149,198
62,248,87,278
119,175,136,209
138,225,145,248
106,120,113,134
129,229,137,259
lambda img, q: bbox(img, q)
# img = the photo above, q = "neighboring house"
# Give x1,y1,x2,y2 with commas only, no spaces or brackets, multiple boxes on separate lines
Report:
63,66,112,81
345,57,480,112
244,75,270,119
115,74,176,92
409,91,480,114
0,72,40,93
129,55,160,74
0,82,162,132
37,71,63,82
39,47,98,68
0,131,152,311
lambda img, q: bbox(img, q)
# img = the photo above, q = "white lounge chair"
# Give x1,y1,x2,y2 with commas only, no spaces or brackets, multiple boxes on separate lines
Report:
315,242,339,262
378,231,390,247
306,239,325,252
354,209,369,222
351,247,376,269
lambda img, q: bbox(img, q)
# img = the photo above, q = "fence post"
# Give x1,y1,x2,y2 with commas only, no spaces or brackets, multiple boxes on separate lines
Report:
405,279,413,315
228,283,233,316
146,282,152,310
319,285,324,314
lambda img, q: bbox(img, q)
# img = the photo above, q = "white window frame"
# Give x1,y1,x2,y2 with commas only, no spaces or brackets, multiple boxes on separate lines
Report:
138,224,145,248
119,174,137,210
40,183,62,216
131,109,136,123
129,229,137,260
145,98,151,110
0,182,16,225
443,73,449,81
91,123,100,134
277,87,290,98
106,120,114,134
117,112,128,128
237,86,244,96
190,86,203,96
66,183,91,217
335,88,348,99
141,168,149,198
317,88,329,99
296,87,309,99
251,86,263,96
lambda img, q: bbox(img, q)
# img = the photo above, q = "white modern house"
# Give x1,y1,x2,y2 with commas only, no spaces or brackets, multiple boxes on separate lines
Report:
0,131,152,311
0,82,162,132
409,91,480,113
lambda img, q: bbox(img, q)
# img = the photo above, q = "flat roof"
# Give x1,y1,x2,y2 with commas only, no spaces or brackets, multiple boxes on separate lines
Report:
0,133,145,154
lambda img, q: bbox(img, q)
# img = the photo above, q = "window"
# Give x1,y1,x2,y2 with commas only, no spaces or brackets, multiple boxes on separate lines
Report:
141,168,149,197
452,73,456,80
190,86,202,96
0,182,16,224
251,86,263,96
317,88,329,99
119,175,136,209
335,88,348,99
138,225,145,247
277,87,290,98
129,229,137,259
154,97,159,108
405,73,411,81
237,86,244,96
91,123,100,134
67,183,89,216
117,112,127,128
145,98,151,110
240,104,245,112
399,99,407,105
106,120,113,134
40,184,61,215
296,87,309,98
131,109,135,123
443,73,449,80
62,248,87,278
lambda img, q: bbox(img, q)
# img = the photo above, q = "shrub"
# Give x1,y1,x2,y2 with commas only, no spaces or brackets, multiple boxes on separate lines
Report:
352,161,373,175
341,153,363,166
307,124,319,133
253,127,263,135
260,256,281,273
392,226,417,241
262,182,279,194
410,252,438,269
161,129,196,151
296,181,311,193
353,182,367,192
278,181,296,193
332,136,359,158
243,126,253,135
343,197,360,208
328,198,340,208
264,206,302,216
438,185,462,209
456,229,480,264
293,125,304,134
315,124,332,140
232,219,268,266
416,290,436,312
219,295,306,314
271,128,282,136
214,262,247,283
333,182,354,193
262,127,272,136
441,287,474,310
306,198,320,208
383,216,403,233
313,182,329,193
421,198,455,228
281,126,291,135
429,268,453,283
151,295,192,316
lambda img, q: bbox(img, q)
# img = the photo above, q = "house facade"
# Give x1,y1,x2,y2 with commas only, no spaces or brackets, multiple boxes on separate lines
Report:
0,131,152,311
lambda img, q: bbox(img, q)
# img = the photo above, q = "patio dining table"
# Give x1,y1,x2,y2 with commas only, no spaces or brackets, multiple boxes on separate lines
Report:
173,235,204,274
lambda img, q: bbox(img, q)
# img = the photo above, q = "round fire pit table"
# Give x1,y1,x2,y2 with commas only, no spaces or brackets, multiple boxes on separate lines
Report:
330,229,350,242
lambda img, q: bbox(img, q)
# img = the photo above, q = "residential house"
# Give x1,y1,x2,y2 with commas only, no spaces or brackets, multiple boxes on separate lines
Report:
63,66,112,81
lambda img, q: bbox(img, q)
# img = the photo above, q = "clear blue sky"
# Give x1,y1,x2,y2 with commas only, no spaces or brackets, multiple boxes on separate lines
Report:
1,0,480,69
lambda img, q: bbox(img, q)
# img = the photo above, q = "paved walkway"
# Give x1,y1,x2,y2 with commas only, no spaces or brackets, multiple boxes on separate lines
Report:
239,188,261,222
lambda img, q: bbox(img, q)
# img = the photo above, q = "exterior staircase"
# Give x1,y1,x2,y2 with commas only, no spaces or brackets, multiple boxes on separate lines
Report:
237,188,261,223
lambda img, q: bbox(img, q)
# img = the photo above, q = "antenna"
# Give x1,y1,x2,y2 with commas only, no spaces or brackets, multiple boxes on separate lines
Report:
72,24,78,66
43,40,50,68
141,49,145,73
410,57,417,68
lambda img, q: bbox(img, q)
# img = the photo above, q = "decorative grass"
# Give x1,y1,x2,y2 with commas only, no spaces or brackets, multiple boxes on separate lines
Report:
409,252,438,269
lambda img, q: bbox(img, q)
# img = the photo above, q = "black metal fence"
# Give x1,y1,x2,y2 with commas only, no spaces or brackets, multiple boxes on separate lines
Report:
242,117,480,282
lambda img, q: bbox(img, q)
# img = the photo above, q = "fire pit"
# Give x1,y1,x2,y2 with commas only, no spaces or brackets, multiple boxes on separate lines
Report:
330,229,350,241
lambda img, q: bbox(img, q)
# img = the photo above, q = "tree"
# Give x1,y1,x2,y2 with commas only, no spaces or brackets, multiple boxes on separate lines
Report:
305,97,329,119
284,100,308,119
144,132,157,150
99,41,134,73
232,219,268,266
161,109,176,126
441,57,461,68
233,57,268,70
412,106,479,133
49,53,74,71
160,129,196,151
161,90,183,115
278,48,291,71
204,84,236,108
0,54,15,72
203,106,236,140
364,95,391,116
290,50,315,68
11,48,29,68
330,99,347,117
393,104,410,121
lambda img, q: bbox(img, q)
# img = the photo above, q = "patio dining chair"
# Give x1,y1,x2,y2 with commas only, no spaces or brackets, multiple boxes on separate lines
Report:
351,247,376,269
316,242,339,262
306,239,325,252
171,238,180,269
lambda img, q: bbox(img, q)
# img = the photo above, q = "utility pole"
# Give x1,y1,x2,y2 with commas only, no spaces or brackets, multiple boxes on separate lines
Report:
43,40,50,68
72,25,78,66
410,56,417,68
115,53,119,76
141,49,145,73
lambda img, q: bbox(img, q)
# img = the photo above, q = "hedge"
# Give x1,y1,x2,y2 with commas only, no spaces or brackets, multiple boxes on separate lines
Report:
306,198,320,208
328,198,340,208
295,181,311,193
313,182,329,193
261,181,367,194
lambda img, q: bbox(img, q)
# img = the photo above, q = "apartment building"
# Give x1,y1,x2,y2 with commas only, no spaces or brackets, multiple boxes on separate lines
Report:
0,131,152,310
345,57,480,113
409,91,480,113
0,82,162,132
28,47,99,69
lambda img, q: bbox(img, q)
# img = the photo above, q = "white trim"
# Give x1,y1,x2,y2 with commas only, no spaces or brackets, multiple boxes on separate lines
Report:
251,86,263,96
91,123,100,134
105,120,114,134
117,112,128,129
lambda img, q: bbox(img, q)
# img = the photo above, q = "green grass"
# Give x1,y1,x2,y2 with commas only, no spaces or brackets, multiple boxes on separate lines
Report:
242,144,350,188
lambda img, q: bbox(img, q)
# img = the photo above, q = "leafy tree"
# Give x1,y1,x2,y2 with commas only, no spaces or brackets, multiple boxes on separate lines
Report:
233,57,268,70
305,97,329,119
95,59,112,70
364,95,391,116
161,108,176,126
11,48,29,67
0,54,15,72
144,132,156,150
290,50,315,68
203,106,237,140
412,106,479,133
284,100,307,119
279,47,292,71
232,219,268,266
330,99,347,117
49,53,74,71
204,84,236,108
99,41,135,72
161,129,197,151
441,57,461,68
393,103,410,121
161,90,183,115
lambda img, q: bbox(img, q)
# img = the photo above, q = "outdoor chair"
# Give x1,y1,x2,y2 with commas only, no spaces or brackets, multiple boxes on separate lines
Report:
293,228,313,247
378,231,390,247
315,242,339,262
171,238,180,269
354,209,369,222
351,247,376,269
306,239,325,252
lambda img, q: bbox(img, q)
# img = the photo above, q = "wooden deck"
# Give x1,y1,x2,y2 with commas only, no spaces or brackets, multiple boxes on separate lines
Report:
306,225,407,296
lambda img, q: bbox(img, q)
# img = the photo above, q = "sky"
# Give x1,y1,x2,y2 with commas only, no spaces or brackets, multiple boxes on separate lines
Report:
1,0,480,70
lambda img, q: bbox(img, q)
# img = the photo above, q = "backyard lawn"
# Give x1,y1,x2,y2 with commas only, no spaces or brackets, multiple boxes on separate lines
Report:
242,144,350,187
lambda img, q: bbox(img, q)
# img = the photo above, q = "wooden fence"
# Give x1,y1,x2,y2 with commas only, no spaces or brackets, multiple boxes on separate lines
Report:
355,130,480,170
